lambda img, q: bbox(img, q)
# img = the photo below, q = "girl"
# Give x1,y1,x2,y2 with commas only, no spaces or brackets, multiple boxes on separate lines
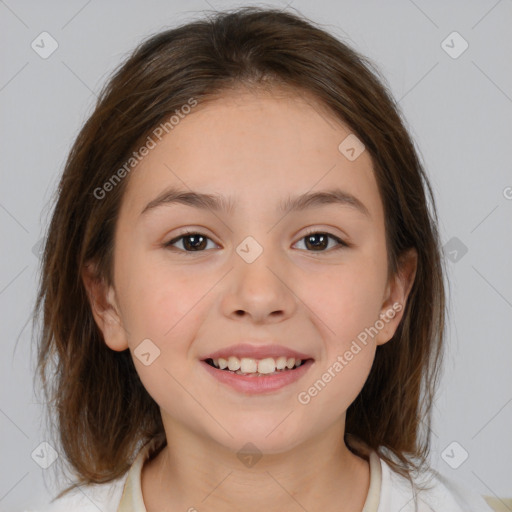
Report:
32,6,497,511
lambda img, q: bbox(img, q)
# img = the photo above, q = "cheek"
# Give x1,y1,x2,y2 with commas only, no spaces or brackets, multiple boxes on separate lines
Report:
309,256,385,406
298,260,385,343
299,269,379,413
119,263,210,414
317,346,376,414
116,253,213,340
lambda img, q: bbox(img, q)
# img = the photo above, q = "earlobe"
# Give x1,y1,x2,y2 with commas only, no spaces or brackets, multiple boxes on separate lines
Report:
81,262,129,352
375,248,418,346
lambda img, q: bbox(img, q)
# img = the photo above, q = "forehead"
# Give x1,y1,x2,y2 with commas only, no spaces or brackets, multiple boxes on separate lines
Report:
120,86,383,222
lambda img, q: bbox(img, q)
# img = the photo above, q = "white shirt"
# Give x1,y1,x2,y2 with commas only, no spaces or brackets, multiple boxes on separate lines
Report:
25,440,497,512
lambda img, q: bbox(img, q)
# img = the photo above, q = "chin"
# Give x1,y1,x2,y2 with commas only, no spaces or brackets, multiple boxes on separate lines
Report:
209,421,305,455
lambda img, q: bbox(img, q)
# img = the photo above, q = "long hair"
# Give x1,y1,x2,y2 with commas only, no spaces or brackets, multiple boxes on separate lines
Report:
33,6,446,498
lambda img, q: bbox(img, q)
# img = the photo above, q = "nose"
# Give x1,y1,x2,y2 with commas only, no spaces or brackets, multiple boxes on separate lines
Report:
221,247,297,324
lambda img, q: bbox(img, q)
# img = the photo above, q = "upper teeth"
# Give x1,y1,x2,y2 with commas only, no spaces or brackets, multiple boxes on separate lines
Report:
212,356,303,374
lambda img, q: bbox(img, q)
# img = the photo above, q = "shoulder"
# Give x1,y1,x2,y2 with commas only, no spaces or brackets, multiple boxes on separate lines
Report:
378,457,496,512
23,475,127,512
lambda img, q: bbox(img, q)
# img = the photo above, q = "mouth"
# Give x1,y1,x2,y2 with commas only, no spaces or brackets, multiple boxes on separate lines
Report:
200,354,315,394
203,356,312,377
199,343,315,394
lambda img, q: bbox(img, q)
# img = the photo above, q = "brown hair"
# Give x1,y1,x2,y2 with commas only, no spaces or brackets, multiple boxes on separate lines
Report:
33,5,446,499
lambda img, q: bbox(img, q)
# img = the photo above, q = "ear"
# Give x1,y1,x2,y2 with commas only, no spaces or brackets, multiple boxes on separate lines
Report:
374,248,418,346
81,261,129,352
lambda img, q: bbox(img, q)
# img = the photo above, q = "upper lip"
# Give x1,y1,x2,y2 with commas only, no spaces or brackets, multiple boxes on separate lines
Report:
202,343,314,361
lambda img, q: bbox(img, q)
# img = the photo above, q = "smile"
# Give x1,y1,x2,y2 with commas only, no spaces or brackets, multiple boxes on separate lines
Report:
205,356,306,376
201,357,314,394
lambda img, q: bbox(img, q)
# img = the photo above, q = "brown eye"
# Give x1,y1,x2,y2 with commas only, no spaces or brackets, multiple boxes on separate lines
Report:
294,231,347,252
165,230,347,254
165,232,217,252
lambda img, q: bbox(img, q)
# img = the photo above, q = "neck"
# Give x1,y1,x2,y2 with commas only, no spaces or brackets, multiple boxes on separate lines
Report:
141,419,371,512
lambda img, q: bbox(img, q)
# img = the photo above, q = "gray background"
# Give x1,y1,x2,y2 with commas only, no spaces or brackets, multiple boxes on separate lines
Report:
1,0,511,509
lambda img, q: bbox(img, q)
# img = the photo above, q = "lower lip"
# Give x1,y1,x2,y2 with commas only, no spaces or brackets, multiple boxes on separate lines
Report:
200,359,314,394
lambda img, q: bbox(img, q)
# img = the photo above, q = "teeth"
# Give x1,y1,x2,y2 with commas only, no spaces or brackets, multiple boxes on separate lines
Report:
240,358,258,373
258,358,276,374
227,356,241,371
208,356,305,374
275,356,287,370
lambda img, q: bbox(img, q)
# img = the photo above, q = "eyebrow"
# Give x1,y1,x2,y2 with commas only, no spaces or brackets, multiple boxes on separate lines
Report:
140,186,371,218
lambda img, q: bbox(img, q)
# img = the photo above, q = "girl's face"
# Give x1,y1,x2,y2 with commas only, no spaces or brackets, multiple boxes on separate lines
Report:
87,87,416,454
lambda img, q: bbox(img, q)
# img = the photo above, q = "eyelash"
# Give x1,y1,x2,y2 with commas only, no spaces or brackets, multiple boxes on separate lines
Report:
164,229,349,254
